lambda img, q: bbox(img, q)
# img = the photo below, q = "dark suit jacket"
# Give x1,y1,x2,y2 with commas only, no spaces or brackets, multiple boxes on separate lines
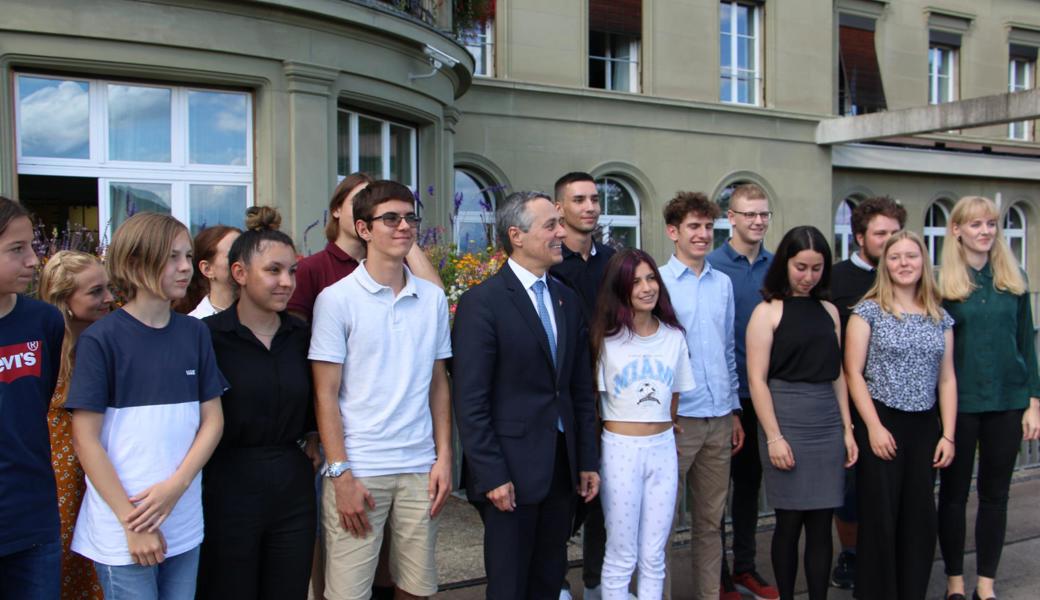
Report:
452,264,598,505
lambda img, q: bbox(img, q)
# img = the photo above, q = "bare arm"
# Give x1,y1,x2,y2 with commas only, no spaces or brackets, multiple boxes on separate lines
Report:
824,302,856,468
406,244,444,291
934,329,957,467
428,359,453,517
313,360,376,537
746,302,794,470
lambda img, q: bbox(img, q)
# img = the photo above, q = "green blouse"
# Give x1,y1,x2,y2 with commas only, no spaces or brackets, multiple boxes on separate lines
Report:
942,262,1040,413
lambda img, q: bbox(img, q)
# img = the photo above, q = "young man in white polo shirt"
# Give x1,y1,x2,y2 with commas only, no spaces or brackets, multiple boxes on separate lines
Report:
310,180,452,600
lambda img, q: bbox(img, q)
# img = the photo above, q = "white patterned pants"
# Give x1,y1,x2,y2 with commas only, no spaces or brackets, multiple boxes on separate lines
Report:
600,428,679,600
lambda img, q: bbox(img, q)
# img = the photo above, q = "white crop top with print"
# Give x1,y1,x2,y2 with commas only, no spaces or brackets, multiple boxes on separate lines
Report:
597,323,696,422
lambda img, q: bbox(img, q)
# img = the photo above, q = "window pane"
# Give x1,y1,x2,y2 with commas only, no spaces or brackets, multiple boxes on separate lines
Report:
598,179,635,215
590,58,607,89
337,111,352,177
188,91,248,165
1005,207,1024,229
610,59,631,91
720,2,732,34
454,170,492,212
108,85,171,162
720,76,733,102
590,31,607,57
737,36,751,69
457,220,492,253
109,182,172,231
1010,237,1024,267
189,184,247,235
714,226,730,249
720,33,732,68
606,226,636,249
18,77,90,159
389,124,412,185
735,4,750,36
737,77,751,104
358,117,382,178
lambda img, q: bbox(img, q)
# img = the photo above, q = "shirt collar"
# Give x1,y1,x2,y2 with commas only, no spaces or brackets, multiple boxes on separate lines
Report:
355,260,418,297
561,240,599,260
207,301,303,335
325,241,358,264
723,240,771,264
666,254,714,279
507,257,549,291
971,261,994,279
850,251,876,272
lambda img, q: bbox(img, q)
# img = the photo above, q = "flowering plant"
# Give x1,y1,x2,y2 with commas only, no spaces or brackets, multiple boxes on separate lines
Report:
27,220,106,298
420,226,504,318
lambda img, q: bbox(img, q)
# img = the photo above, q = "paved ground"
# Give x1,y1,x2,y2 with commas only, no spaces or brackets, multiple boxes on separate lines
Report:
434,472,1040,599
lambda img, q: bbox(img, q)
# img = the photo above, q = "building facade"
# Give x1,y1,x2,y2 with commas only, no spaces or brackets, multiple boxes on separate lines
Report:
2,0,1037,291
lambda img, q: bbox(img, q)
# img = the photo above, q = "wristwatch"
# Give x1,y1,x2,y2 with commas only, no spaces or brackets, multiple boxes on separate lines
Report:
324,460,352,478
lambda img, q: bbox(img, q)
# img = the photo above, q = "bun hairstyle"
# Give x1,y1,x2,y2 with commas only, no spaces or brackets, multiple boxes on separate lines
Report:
40,250,106,381
175,224,242,313
228,206,296,277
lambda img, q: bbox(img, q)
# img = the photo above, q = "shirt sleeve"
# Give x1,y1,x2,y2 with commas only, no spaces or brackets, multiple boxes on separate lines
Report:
195,322,229,401
287,256,317,319
673,333,696,394
308,287,347,363
65,333,111,412
853,299,880,326
1016,290,1040,398
722,276,740,410
434,290,452,360
940,308,955,331
596,352,608,393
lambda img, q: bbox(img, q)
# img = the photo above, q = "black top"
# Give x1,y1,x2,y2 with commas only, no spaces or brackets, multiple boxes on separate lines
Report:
549,240,616,320
829,258,877,342
769,297,841,383
203,304,315,451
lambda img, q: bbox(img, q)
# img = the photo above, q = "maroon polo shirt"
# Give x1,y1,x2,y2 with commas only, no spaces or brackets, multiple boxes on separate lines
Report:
288,242,360,320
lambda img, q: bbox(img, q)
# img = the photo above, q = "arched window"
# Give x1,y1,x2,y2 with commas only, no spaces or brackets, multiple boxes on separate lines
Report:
834,197,858,261
453,168,499,252
1004,203,1027,269
595,176,640,248
924,201,950,265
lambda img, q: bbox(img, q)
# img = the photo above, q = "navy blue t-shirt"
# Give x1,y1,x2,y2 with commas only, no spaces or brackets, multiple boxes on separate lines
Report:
0,295,64,556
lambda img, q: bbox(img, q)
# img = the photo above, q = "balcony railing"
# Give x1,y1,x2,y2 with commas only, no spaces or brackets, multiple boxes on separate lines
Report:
373,0,444,29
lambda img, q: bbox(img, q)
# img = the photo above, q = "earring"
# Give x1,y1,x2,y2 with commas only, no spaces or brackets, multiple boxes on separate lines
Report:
66,308,73,318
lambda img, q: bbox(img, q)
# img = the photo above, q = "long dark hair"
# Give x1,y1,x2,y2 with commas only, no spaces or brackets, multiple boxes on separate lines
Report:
591,249,684,367
760,225,832,301
175,225,241,313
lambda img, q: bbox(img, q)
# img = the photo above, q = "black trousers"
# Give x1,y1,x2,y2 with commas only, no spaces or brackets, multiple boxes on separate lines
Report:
854,401,939,600
196,446,317,600
938,409,1024,579
722,397,762,576
480,433,576,600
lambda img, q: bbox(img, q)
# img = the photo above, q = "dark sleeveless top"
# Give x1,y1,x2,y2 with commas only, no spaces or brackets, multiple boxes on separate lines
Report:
768,297,841,383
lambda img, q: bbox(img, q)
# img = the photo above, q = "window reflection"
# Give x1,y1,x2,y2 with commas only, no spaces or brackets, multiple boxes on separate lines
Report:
18,77,90,159
188,91,248,165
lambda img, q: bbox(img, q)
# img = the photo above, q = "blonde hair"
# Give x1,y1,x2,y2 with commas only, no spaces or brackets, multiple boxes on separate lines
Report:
108,212,191,301
938,196,1026,301
39,251,105,389
860,231,945,322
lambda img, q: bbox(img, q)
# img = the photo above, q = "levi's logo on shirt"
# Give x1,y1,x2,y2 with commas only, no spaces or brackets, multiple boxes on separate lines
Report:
0,340,43,383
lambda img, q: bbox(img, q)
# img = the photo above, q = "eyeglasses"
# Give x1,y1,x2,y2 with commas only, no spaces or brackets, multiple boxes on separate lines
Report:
370,212,421,228
730,210,773,221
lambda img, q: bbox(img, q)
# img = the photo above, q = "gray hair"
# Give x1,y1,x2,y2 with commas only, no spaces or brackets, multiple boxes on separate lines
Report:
496,190,551,255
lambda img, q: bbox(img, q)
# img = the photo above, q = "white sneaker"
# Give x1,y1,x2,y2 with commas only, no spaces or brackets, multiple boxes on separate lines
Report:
559,588,573,600
583,586,601,600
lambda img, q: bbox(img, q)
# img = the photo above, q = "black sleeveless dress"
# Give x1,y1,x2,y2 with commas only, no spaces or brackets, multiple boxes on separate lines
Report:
758,297,844,510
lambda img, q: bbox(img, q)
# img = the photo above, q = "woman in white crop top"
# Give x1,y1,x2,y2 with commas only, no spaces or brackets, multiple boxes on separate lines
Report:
591,249,695,600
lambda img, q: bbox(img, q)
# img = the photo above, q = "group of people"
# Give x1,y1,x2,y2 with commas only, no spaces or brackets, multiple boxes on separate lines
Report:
0,168,1037,600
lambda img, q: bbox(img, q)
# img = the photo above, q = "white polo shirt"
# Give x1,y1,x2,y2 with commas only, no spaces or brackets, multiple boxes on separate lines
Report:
309,262,452,477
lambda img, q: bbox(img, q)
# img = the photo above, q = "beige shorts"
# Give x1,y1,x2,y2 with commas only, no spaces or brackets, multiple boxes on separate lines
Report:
322,472,438,599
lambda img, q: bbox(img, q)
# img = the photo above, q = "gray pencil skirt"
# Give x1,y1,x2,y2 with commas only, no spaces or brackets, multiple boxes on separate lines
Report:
758,379,845,511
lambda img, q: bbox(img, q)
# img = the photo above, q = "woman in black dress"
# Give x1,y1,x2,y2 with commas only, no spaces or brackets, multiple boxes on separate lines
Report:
745,226,857,600
196,207,321,600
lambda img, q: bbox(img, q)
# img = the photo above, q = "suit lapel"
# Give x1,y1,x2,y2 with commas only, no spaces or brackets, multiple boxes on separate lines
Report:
500,266,556,372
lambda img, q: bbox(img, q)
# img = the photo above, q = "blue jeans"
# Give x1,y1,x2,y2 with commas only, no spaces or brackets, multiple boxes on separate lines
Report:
94,545,200,600
0,539,61,600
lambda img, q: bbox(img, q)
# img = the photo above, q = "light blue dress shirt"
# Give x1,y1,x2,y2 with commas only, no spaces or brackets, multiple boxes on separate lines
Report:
660,255,740,417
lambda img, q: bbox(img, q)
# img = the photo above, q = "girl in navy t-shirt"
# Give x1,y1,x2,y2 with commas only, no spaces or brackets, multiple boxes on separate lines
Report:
66,212,226,599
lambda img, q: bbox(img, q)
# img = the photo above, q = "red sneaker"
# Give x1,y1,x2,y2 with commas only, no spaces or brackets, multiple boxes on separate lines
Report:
732,571,779,600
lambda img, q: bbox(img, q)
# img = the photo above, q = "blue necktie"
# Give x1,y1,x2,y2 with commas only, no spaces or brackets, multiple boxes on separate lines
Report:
533,280,564,432
532,280,557,366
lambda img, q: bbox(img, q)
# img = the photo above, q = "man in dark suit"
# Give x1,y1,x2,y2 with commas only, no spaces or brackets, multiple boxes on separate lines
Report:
453,191,600,599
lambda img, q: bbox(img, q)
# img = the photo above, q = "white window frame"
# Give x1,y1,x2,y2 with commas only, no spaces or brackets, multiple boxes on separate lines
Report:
337,109,417,190
596,176,641,248
459,21,495,77
924,202,950,265
720,1,762,106
589,33,640,93
929,45,957,105
834,198,858,261
1004,203,1027,269
15,73,253,239
1009,58,1034,140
